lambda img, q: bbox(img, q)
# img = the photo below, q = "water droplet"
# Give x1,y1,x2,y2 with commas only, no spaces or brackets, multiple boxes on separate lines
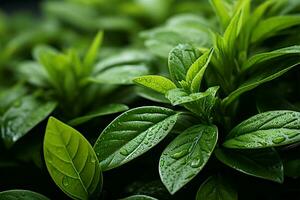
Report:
190,158,201,168
120,148,129,156
272,136,286,144
171,149,189,159
90,156,96,163
62,176,70,187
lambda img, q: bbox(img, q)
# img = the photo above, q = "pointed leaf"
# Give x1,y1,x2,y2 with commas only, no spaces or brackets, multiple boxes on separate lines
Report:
44,117,102,200
222,61,300,107
223,111,300,149
252,15,300,43
159,124,218,194
215,148,283,183
133,75,176,94
83,31,103,70
93,106,179,171
209,0,231,29
186,48,214,93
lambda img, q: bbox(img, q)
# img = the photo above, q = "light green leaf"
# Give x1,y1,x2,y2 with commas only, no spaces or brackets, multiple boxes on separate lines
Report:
133,75,176,94
83,31,103,70
44,117,102,200
121,195,158,200
0,84,27,114
68,104,129,126
159,124,218,194
90,64,150,85
0,190,50,200
215,148,283,183
209,0,231,29
223,111,300,149
168,44,201,86
222,61,300,107
93,106,179,171
0,95,56,148
166,86,219,106
242,45,300,71
186,48,214,93
252,15,300,43
195,175,237,200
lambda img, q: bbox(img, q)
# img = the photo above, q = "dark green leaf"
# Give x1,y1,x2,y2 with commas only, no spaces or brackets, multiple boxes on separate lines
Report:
121,195,158,200
44,117,102,200
223,111,300,149
0,95,56,148
215,148,283,183
68,104,129,126
94,106,179,171
159,124,218,194
0,190,50,200
222,62,300,107
195,175,237,200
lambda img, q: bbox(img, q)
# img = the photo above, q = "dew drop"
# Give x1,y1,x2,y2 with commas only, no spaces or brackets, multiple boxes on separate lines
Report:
90,156,96,163
190,158,201,168
120,148,129,156
62,176,70,187
272,136,286,144
171,149,189,159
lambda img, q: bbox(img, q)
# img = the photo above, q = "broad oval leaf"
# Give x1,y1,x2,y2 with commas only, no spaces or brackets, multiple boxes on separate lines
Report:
68,104,129,126
195,175,237,200
215,148,283,183
121,195,158,200
168,44,201,86
89,64,150,85
0,95,56,148
223,111,300,149
159,124,218,194
0,190,50,200
133,75,176,94
93,106,179,171
44,117,102,200
166,86,219,106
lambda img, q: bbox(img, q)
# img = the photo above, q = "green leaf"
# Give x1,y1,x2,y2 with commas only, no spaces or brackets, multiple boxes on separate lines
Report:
44,117,102,200
90,64,150,85
159,124,218,194
121,195,158,200
168,44,201,86
93,106,179,171
242,45,300,71
223,111,300,149
222,61,300,107
165,86,219,106
68,104,129,126
186,48,214,93
195,175,237,200
0,84,27,114
133,75,176,94
0,95,56,148
83,31,103,70
209,0,231,30
252,15,300,43
135,87,170,104
0,190,50,200
284,158,300,178
215,148,284,183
